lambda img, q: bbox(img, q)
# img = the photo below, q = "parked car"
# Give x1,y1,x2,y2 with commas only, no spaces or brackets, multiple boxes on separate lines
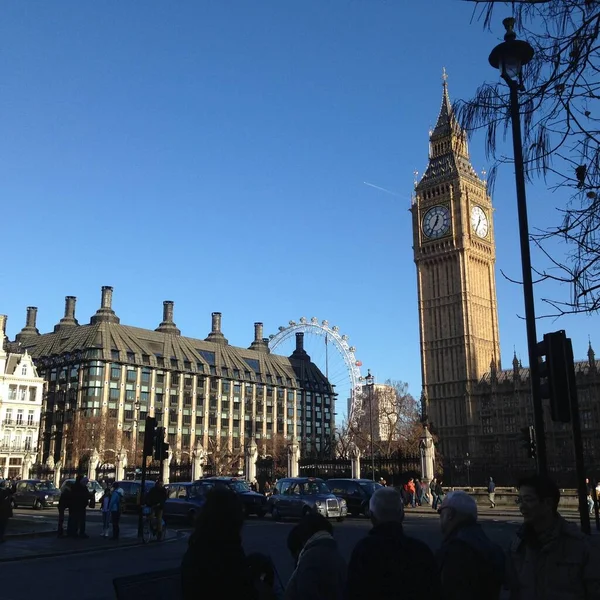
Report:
60,478,104,504
113,480,156,513
164,481,212,525
326,478,382,517
268,477,347,521
11,479,61,510
202,477,267,517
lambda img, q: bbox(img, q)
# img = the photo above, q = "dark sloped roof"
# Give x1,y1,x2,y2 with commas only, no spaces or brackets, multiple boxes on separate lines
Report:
9,321,333,392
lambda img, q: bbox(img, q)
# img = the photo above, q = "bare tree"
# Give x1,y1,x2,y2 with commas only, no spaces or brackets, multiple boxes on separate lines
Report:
66,413,105,466
342,380,421,457
206,436,243,476
459,0,600,315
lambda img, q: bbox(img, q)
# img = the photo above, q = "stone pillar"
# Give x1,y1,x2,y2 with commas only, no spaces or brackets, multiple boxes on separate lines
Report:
192,442,206,481
245,439,258,482
419,426,436,483
21,452,34,480
287,436,300,478
116,449,128,481
88,449,100,481
350,445,361,479
53,460,62,488
162,450,173,484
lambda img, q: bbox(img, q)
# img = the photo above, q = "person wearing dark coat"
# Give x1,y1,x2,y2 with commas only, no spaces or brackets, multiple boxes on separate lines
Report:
346,487,440,600
67,475,92,538
0,481,12,542
437,491,505,600
284,513,346,600
181,487,277,600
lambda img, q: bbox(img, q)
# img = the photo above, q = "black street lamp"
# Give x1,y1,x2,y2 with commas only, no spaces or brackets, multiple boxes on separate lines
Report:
365,370,375,481
134,400,141,472
489,18,547,475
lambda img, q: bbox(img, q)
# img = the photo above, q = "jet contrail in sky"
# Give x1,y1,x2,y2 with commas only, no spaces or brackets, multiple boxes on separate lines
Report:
363,181,402,197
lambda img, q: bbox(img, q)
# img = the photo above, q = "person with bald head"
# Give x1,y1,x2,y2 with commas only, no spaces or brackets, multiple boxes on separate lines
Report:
437,490,505,599
345,486,440,599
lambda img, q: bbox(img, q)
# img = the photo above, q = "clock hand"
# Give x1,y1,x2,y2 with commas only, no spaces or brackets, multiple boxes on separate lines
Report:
434,215,440,229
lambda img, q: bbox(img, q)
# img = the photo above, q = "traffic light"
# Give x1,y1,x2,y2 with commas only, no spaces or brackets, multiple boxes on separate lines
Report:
520,425,537,459
154,426,169,461
537,330,577,423
143,416,157,457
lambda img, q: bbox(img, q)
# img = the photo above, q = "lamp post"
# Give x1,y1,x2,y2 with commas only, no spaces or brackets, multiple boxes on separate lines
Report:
365,369,375,481
134,400,140,477
489,18,547,476
464,452,471,488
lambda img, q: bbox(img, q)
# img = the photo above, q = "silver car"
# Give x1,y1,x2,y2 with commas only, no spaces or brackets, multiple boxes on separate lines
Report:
268,477,347,521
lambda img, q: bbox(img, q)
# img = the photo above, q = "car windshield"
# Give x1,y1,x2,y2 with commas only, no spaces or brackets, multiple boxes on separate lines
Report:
359,482,383,494
303,481,330,495
89,482,103,491
229,481,251,493
35,482,57,491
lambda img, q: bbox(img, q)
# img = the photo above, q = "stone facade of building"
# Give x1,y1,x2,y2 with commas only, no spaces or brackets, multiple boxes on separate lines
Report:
4,289,335,473
411,78,600,484
0,315,44,479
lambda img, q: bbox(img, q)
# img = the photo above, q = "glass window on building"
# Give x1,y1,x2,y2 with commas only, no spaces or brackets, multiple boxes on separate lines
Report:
171,373,180,387
8,386,17,401
141,369,151,383
19,388,26,402
16,410,24,425
29,387,36,402
27,411,34,425
111,350,120,361
126,369,137,383
111,365,121,380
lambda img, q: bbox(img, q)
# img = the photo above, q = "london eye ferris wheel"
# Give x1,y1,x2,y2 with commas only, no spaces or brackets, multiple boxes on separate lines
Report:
268,317,364,429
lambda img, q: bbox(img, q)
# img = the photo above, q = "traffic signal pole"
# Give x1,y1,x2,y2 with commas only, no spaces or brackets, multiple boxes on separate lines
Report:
137,454,147,538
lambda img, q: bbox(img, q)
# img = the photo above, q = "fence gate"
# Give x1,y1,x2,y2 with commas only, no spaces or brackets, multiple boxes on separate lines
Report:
169,461,192,483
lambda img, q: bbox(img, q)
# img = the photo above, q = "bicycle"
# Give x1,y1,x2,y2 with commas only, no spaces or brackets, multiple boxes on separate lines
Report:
141,506,167,544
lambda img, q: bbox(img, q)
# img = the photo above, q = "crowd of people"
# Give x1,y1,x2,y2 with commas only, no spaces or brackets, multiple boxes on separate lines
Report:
181,474,600,600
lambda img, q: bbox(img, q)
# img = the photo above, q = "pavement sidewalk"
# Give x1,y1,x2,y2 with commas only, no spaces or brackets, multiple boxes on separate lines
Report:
0,519,175,562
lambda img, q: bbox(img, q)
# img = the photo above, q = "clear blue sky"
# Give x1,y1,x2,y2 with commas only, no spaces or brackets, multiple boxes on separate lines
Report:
1,1,597,419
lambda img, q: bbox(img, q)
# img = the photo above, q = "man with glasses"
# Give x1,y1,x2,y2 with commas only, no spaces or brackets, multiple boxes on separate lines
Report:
508,475,600,599
437,491,504,599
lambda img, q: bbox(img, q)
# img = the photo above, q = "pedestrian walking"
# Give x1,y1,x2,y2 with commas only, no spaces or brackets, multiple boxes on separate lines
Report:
407,478,416,508
0,480,13,543
420,479,430,505
109,484,123,540
415,478,423,506
432,479,445,510
100,487,112,538
346,487,440,599
507,474,600,599
431,477,438,510
284,513,346,600
437,491,505,600
487,477,496,508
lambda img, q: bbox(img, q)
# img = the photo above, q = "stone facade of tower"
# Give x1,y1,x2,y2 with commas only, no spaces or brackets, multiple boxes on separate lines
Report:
411,79,501,459
412,78,600,486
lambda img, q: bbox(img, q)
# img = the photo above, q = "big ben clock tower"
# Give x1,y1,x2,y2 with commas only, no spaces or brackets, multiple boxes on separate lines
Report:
411,74,501,458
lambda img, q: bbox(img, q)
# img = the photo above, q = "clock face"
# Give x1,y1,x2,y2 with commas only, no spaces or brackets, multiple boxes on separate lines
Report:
471,205,489,238
422,205,451,239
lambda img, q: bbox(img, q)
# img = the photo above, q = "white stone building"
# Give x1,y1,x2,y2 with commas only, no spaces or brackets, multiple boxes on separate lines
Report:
0,315,44,479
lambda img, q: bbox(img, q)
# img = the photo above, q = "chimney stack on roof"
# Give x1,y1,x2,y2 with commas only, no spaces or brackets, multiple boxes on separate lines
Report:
249,322,270,353
16,307,40,342
90,286,120,325
155,300,181,335
205,312,228,344
54,296,79,332
290,331,310,361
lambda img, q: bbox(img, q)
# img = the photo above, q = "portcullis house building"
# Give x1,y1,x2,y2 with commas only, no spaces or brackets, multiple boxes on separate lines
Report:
4,287,335,477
